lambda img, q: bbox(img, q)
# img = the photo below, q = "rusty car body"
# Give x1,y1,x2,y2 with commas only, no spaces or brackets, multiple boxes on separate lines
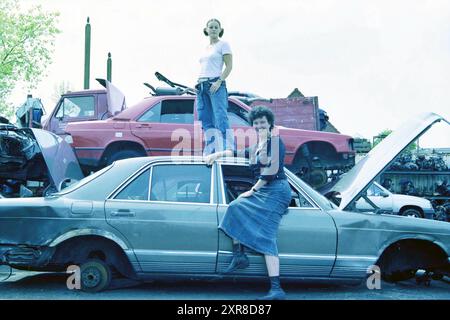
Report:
0,112,448,292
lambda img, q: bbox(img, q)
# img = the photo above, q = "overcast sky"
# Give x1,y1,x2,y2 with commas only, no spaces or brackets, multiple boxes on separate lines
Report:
10,0,450,147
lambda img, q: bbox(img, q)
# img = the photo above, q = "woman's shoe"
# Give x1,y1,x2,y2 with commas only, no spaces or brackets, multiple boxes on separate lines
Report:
256,276,286,300
223,253,249,274
257,288,286,300
222,243,249,274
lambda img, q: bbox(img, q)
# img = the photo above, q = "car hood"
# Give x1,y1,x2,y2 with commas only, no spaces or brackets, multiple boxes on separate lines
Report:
96,78,126,116
391,194,432,208
0,125,83,191
328,112,448,211
28,129,84,191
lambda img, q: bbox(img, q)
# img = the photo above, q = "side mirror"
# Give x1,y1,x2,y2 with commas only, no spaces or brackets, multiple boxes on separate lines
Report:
59,178,76,191
380,192,389,198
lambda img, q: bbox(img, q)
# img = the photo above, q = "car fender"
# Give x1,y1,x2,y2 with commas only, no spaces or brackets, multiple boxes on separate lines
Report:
392,194,431,211
375,233,449,262
48,228,130,250
390,195,402,213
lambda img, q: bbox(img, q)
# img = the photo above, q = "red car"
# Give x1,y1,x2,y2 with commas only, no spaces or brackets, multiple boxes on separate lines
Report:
65,96,355,187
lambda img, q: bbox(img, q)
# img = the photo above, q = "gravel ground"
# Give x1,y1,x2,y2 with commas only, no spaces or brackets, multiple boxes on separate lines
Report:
0,267,449,300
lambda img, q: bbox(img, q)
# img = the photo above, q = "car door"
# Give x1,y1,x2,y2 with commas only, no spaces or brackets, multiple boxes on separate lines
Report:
105,162,218,274
50,95,97,135
192,99,256,150
216,163,337,277
356,183,393,212
130,98,200,157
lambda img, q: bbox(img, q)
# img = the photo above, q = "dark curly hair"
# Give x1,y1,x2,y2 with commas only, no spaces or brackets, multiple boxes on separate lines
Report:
248,105,275,130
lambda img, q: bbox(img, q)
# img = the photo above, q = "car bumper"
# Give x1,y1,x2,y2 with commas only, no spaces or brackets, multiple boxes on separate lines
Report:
423,208,435,220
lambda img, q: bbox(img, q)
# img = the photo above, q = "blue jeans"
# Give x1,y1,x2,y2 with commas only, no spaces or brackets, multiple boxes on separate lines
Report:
196,78,235,155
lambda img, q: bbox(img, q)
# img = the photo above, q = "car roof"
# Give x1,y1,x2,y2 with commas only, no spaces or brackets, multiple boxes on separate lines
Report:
62,89,106,96
114,155,250,166
110,96,250,121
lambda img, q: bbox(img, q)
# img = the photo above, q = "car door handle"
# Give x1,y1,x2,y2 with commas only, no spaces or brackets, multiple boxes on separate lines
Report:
110,210,135,217
136,123,152,129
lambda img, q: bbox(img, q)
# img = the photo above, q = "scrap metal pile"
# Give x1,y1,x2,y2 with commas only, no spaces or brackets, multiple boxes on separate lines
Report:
381,151,450,221
388,152,448,171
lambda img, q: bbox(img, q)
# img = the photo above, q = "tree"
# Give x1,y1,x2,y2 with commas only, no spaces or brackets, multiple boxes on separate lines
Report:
51,80,73,104
0,0,60,118
373,129,417,151
372,129,393,147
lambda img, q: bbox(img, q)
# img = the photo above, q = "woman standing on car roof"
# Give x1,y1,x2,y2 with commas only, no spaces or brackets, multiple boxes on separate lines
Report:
196,18,234,155
205,106,291,300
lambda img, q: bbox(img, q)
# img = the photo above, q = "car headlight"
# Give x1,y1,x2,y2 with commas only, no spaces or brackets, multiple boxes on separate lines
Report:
64,134,74,144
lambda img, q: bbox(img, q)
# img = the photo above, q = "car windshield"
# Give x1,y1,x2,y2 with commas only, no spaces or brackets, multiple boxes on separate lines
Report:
53,164,114,195
285,170,338,210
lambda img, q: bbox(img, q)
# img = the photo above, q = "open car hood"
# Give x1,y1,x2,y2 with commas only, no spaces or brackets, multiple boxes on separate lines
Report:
96,78,126,116
30,129,84,191
0,125,83,196
328,112,449,211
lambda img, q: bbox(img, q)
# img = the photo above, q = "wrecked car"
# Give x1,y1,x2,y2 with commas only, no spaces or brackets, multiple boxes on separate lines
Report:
354,181,436,219
15,95,45,129
64,95,355,187
321,113,449,222
0,122,84,197
0,112,449,292
41,79,126,135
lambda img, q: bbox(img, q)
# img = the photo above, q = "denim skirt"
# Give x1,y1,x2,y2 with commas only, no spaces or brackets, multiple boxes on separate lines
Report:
218,179,291,256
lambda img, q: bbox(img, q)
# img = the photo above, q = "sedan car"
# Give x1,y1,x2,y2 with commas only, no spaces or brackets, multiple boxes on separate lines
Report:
0,156,448,292
0,112,449,292
64,95,355,187
355,182,435,219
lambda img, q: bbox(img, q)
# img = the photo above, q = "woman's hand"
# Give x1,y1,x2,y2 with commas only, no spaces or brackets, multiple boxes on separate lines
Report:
238,190,254,198
209,79,222,94
205,152,221,165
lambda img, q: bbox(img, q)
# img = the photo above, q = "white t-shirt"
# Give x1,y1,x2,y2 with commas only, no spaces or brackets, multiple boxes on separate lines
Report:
198,40,232,78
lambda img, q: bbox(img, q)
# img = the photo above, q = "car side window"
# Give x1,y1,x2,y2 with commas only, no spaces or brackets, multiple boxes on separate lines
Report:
55,96,95,118
138,102,161,122
150,164,211,203
159,100,194,124
368,184,382,197
288,183,314,208
221,165,254,203
220,164,314,208
228,102,250,127
115,169,151,201
228,112,250,127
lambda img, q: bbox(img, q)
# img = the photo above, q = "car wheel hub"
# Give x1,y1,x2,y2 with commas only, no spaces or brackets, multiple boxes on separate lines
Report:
82,267,101,288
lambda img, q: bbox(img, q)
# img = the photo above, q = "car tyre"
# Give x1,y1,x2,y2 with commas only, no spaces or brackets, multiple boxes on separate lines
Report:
107,149,144,165
383,269,417,282
296,168,328,189
308,169,328,189
400,208,422,218
80,259,112,292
